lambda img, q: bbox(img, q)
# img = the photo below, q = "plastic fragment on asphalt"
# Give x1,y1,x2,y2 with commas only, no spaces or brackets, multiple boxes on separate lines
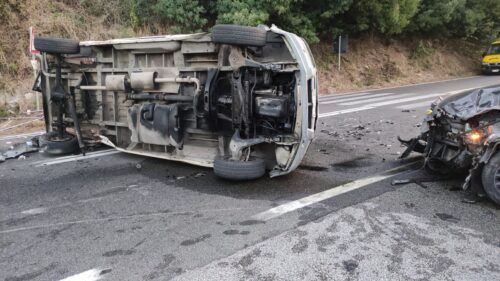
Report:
391,179,412,186
0,140,39,160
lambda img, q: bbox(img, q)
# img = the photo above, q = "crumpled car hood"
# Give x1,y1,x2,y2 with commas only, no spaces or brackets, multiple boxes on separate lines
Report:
437,84,500,120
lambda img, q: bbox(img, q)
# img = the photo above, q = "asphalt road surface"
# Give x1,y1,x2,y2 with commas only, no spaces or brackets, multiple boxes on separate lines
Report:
1,76,500,281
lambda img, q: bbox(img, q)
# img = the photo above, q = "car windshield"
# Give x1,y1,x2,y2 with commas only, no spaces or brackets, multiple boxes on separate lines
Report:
487,44,500,54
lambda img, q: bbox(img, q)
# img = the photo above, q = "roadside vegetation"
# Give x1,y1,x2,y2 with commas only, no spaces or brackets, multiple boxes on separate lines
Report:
0,0,499,115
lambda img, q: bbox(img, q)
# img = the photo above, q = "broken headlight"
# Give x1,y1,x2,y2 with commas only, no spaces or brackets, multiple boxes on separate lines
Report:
464,129,484,145
462,121,493,151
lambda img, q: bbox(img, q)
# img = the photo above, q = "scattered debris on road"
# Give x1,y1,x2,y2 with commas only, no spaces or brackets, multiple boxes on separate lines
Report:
0,138,39,163
391,174,452,189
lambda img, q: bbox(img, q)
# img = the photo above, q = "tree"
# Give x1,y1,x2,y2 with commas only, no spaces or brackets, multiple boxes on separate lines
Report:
213,0,320,42
408,0,465,36
452,0,500,41
298,0,354,38
350,0,421,35
125,0,499,43
131,0,207,33
214,0,268,27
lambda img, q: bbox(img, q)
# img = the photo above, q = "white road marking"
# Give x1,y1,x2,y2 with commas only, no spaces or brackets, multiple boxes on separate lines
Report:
252,162,419,221
319,90,468,118
18,185,135,216
339,93,414,106
319,92,373,101
21,207,47,215
396,100,435,110
363,92,447,107
318,106,374,119
252,175,391,221
35,150,120,167
60,268,109,281
318,75,480,99
320,93,393,104
365,89,472,108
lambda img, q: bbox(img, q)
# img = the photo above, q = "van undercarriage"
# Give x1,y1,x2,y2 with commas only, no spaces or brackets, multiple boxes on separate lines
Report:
33,25,317,180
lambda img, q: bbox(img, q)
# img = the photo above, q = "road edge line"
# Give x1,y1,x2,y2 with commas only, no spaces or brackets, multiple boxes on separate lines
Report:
252,160,420,221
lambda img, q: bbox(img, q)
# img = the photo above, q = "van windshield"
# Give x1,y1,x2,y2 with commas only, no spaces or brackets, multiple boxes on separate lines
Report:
487,44,500,55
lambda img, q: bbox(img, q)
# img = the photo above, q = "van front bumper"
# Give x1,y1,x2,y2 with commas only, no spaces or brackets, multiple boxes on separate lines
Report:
482,63,500,73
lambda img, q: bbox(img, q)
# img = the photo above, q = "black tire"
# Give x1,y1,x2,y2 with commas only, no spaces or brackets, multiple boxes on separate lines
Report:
212,25,267,47
213,156,266,180
39,132,78,155
34,37,80,54
481,152,500,205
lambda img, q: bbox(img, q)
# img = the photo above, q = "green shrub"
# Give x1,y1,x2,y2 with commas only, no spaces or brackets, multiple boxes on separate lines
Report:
410,40,435,60
0,107,9,118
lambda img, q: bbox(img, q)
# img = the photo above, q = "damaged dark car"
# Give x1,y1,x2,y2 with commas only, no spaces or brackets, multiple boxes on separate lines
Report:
400,85,500,205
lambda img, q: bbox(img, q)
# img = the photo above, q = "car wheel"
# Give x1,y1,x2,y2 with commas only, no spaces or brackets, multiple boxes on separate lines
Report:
34,37,80,54
213,156,266,180
39,132,78,155
212,25,267,47
481,152,500,205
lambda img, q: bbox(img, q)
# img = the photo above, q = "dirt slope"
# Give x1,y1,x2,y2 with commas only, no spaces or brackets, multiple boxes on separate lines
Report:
314,37,481,94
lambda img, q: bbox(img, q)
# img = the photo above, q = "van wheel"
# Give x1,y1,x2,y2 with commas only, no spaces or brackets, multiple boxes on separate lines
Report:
214,156,266,180
481,152,500,205
40,132,78,155
212,25,267,47
34,37,80,54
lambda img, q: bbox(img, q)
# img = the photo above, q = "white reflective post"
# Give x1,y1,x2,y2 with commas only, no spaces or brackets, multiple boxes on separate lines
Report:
338,35,341,71
29,26,41,111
